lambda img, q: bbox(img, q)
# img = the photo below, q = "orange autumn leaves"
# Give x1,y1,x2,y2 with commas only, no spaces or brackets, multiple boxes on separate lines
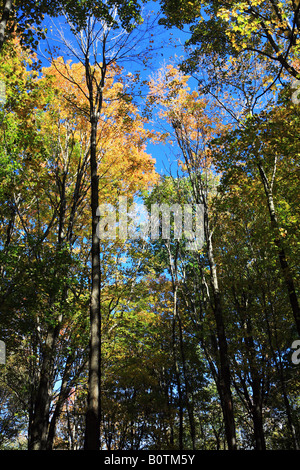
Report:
147,64,229,173
41,57,158,205
0,42,160,254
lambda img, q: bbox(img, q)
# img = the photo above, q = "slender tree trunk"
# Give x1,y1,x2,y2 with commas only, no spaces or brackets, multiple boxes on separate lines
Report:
171,285,184,450
172,120,237,450
213,291,237,450
234,293,266,451
28,325,58,450
204,209,237,450
167,240,196,449
176,303,196,449
28,147,69,450
236,370,266,450
84,116,101,450
166,242,183,449
245,328,266,450
45,146,88,449
81,32,107,448
46,354,75,450
257,162,300,336
251,392,266,450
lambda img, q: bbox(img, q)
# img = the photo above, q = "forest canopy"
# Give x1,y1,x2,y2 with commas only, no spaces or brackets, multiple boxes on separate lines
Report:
0,0,299,451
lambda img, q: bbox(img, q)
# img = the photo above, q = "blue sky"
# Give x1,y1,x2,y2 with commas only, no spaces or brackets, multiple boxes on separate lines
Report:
36,1,195,178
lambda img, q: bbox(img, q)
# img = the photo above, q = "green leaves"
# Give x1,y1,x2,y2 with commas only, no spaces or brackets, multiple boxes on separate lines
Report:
0,0,147,53
159,0,300,79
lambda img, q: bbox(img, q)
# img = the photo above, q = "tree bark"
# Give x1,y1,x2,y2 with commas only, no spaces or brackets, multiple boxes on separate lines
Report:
28,325,58,450
211,289,237,450
171,283,184,450
84,116,101,450
244,322,266,450
172,120,237,450
257,162,300,336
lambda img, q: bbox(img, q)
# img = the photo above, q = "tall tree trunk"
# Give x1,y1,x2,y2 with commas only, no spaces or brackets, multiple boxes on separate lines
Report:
172,120,237,450
244,322,266,450
84,116,101,450
81,31,107,448
176,296,196,449
236,370,266,450
28,325,58,450
203,205,237,450
251,390,266,450
212,291,237,450
46,354,75,450
28,144,69,450
167,240,196,449
257,162,300,336
171,285,184,450
233,290,267,451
